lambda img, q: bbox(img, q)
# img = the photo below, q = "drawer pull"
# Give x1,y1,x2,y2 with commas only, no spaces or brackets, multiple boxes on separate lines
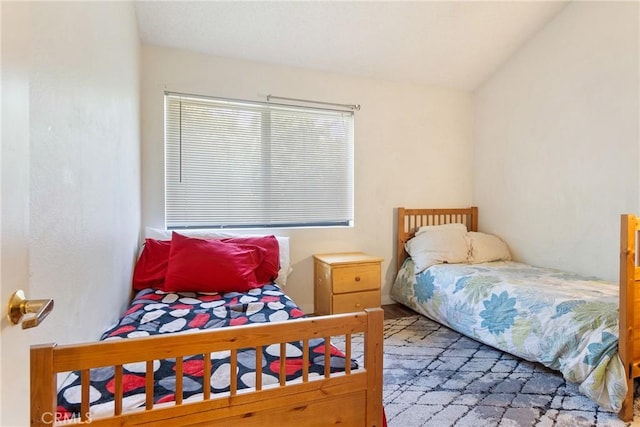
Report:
355,276,361,282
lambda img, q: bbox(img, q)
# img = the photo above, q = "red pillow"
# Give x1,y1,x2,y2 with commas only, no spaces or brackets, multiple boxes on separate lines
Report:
164,232,264,293
132,238,172,290
221,235,280,284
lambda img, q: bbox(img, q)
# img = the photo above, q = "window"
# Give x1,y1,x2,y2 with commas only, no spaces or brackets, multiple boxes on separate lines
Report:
164,93,354,229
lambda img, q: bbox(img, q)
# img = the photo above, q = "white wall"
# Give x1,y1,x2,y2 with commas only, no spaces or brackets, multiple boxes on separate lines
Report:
27,1,141,345
141,45,473,312
473,1,639,281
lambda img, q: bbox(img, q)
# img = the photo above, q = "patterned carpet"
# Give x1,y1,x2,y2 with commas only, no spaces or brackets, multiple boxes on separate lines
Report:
353,315,640,427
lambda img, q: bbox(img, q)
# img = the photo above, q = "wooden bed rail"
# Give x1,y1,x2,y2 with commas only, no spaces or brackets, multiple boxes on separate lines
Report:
619,213,640,421
31,308,384,427
396,207,478,271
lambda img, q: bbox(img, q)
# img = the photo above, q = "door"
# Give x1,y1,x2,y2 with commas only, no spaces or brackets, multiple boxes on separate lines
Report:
1,2,32,426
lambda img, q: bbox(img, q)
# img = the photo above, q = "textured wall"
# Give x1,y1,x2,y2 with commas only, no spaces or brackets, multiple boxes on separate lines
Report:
474,1,639,281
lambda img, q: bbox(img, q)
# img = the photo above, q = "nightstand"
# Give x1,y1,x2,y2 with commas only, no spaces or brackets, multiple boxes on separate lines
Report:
313,252,383,315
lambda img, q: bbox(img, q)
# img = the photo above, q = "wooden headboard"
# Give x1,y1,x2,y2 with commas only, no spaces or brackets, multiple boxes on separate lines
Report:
396,207,478,271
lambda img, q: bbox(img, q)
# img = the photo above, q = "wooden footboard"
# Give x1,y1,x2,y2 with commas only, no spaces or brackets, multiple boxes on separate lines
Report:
31,308,384,427
620,213,640,421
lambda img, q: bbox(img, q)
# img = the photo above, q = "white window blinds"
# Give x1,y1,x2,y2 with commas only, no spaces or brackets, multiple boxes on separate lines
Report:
165,93,354,229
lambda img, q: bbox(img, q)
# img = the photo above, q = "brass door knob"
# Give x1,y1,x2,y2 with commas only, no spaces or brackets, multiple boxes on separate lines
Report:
7,290,54,329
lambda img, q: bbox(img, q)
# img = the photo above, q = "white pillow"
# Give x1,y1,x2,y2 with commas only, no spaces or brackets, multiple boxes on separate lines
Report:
415,222,468,236
468,231,511,264
405,226,470,274
144,227,292,287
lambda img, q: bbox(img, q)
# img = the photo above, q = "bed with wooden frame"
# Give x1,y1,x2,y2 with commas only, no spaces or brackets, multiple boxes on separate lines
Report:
31,309,383,427
396,207,639,422
29,232,385,427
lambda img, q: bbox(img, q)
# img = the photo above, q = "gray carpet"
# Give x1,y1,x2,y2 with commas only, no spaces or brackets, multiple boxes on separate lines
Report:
352,315,640,427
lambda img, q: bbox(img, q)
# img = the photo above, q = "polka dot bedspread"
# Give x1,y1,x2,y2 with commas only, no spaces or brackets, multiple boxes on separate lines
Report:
56,284,356,418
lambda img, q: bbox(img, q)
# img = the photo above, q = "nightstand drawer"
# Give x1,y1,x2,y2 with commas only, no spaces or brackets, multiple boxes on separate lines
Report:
332,264,381,294
333,290,381,314
313,252,383,316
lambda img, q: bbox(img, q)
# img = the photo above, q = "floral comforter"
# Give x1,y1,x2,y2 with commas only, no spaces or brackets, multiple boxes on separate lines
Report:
391,259,626,412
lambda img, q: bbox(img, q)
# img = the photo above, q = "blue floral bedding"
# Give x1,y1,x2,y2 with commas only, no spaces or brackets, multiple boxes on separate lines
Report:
391,259,626,412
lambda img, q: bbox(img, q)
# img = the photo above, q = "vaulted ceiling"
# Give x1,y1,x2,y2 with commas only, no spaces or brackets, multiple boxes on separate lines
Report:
134,1,568,91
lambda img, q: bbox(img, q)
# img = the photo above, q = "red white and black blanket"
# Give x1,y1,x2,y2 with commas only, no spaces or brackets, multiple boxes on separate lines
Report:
56,284,356,417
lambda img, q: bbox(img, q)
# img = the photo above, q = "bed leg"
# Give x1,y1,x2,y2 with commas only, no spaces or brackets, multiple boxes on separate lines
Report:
619,376,634,422
365,308,384,427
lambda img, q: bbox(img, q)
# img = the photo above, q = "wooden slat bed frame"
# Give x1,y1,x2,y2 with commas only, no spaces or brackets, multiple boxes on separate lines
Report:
397,207,639,422
396,207,478,272
30,308,384,426
620,213,640,421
